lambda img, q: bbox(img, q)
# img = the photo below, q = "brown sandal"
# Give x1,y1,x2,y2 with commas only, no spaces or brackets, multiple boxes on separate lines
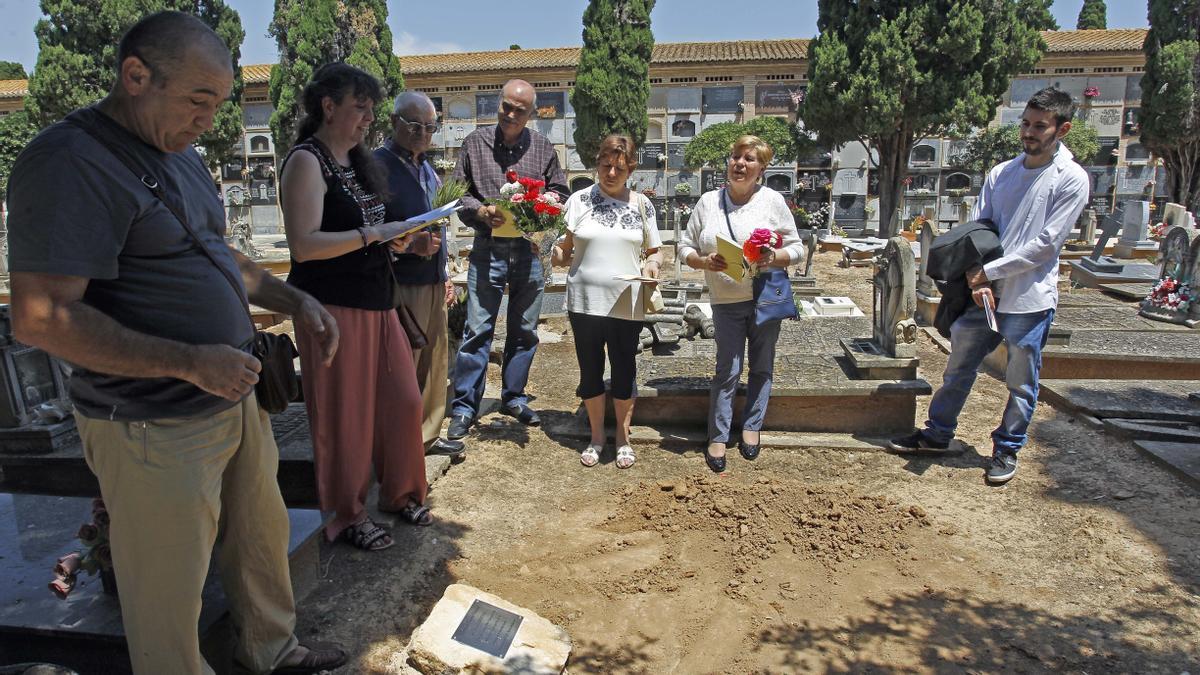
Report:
340,518,394,550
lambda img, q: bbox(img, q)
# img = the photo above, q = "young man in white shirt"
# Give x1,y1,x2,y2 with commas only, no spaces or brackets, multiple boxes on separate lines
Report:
889,87,1089,484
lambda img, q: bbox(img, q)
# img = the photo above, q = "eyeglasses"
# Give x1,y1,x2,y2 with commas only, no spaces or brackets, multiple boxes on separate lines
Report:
395,114,440,134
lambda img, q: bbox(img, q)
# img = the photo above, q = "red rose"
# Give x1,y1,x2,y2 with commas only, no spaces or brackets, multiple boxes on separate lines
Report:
505,170,518,182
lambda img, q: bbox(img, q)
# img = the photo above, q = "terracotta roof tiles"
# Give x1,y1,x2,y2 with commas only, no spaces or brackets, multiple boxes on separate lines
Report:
0,79,28,98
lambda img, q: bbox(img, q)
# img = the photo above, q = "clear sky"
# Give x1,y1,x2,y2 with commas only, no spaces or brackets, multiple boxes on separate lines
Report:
0,0,1151,74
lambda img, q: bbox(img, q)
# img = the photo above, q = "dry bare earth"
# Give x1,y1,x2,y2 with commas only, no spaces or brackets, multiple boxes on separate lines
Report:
292,248,1200,674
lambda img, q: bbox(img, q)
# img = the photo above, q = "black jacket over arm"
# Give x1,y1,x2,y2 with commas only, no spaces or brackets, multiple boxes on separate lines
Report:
926,219,1002,338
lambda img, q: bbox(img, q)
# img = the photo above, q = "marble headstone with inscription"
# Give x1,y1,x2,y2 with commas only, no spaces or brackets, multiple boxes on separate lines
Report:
1115,200,1156,258
1139,224,1199,326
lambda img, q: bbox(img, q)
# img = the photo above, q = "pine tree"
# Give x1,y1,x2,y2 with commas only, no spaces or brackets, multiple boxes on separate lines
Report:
571,0,655,168
24,1,245,170
802,0,1045,237
268,0,404,149
0,62,27,80
1076,0,1107,30
1140,1,1200,212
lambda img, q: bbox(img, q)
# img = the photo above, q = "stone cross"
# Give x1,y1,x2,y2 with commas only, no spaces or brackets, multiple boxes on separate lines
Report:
873,236,918,358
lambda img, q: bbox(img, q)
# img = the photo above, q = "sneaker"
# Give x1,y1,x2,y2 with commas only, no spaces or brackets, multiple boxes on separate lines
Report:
986,454,1018,484
446,414,473,440
887,430,950,453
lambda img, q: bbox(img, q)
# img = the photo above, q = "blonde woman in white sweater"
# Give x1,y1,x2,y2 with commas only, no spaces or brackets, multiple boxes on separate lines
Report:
677,135,804,473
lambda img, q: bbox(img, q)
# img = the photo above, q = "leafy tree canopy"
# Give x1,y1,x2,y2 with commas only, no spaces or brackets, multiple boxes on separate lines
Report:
571,0,655,167
683,116,808,168
0,110,39,201
25,0,245,170
0,61,27,80
268,0,404,149
1139,0,1200,211
957,118,1099,173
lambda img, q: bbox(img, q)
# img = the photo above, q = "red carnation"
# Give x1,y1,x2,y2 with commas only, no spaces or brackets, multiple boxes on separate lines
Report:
505,170,518,182
546,205,563,216
533,201,549,214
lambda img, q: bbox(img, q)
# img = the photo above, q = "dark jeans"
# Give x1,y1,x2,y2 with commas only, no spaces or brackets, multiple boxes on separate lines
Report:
449,236,545,418
568,312,643,400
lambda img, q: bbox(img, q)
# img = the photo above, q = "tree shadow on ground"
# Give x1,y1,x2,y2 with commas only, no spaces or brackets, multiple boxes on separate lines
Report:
567,634,658,674
754,588,1199,672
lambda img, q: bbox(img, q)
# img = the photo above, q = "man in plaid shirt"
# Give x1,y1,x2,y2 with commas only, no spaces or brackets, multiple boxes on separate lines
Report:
447,79,568,440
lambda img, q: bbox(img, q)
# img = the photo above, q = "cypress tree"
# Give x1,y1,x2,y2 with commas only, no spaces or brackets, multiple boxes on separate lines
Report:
268,0,404,149
1076,0,1107,30
571,0,655,167
1140,1,1200,212
802,0,1045,237
24,0,245,170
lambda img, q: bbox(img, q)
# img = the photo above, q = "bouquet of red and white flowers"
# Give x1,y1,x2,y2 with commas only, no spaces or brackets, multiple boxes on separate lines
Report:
742,227,784,275
1143,274,1192,312
1149,221,1170,241
50,498,115,599
492,170,565,235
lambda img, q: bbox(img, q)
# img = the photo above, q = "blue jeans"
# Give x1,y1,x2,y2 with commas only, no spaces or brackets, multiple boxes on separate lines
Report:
924,305,1055,457
709,301,782,443
450,236,545,418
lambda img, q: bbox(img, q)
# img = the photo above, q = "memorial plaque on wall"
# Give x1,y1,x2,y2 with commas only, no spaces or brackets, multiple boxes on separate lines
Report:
445,94,474,120
243,103,273,129
1084,77,1126,107
1008,78,1047,107
667,171,700,197
649,87,668,110
1098,136,1119,165
475,93,500,119
999,107,1023,126
667,87,702,112
1048,76,1086,101
700,113,735,131
832,168,866,196
669,115,697,140
702,86,744,113
566,147,587,172
667,143,688,170
1089,107,1123,137
797,145,832,168
1117,165,1154,194
532,118,565,144
535,91,564,118
1124,142,1150,163
427,126,446,148
701,169,727,193
764,169,794,194
834,194,866,220
444,123,475,148
1125,75,1142,102
755,84,804,113
630,169,664,193
639,143,665,170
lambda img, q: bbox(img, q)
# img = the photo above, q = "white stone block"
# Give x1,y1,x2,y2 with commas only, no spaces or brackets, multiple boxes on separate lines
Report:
405,584,571,674
813,296,858,317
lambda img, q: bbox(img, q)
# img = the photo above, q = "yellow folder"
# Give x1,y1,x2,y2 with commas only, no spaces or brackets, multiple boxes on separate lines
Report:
715,234,747,281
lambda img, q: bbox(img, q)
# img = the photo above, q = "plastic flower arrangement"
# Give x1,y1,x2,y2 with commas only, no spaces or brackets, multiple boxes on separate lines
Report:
1083,86,1100,98
674,182,692,195
1149,221,1170,241
1143,275,1192,312
433,157,456,173
492,170,565,235
50,498,114,599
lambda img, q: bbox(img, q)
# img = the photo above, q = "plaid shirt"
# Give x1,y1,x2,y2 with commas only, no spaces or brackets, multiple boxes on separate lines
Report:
452,124,568,234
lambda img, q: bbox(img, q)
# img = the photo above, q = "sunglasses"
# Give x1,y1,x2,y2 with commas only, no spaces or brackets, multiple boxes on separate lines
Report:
395,114,440,134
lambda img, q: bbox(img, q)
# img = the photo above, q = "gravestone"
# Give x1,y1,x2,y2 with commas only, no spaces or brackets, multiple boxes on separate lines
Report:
1071,203,1161,287
1115,200,1157,258
1066,209,1097,251
1162,202,1196,230
1138,224,1198,327
915,222,940,325
1080,210,1126,273
841,237,920,378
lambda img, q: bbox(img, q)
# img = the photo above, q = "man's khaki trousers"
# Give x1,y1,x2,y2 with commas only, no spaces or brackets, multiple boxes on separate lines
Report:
397,282,450,447
76,393,298,675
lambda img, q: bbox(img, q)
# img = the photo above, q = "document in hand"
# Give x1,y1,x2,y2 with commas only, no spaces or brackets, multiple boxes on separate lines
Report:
983,294,1000,333
715,234,747,282
382,200,460,241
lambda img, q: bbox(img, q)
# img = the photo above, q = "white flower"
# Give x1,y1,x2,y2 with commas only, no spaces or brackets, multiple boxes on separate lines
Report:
499,182,522,198
541,192,559,204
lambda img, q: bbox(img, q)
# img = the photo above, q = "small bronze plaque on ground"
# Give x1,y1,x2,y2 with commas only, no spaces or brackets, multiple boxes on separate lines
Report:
451,599,523,659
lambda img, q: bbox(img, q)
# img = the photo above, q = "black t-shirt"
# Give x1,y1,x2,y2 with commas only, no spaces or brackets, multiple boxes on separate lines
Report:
6,107,254,421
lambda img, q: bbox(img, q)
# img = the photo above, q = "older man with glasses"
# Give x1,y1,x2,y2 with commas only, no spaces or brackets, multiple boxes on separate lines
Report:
374,91,464,459
445,79,568,439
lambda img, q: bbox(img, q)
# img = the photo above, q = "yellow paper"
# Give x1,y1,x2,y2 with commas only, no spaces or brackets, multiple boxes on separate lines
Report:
715,234,747,282
491,203,523,238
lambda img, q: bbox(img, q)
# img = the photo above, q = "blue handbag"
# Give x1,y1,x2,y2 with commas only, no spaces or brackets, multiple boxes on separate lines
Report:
721,189,799,325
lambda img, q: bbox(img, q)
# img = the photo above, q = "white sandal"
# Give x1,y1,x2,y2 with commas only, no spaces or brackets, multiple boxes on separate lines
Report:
615,445,636,469
580,444,602,467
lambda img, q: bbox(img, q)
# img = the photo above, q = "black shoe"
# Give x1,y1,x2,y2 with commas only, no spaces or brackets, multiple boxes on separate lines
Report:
446,414,474,440
887,430,950,453
501,402,541,426
427,437,466,458
705,447,727,473
986,454,1018,484
738,440,760,460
